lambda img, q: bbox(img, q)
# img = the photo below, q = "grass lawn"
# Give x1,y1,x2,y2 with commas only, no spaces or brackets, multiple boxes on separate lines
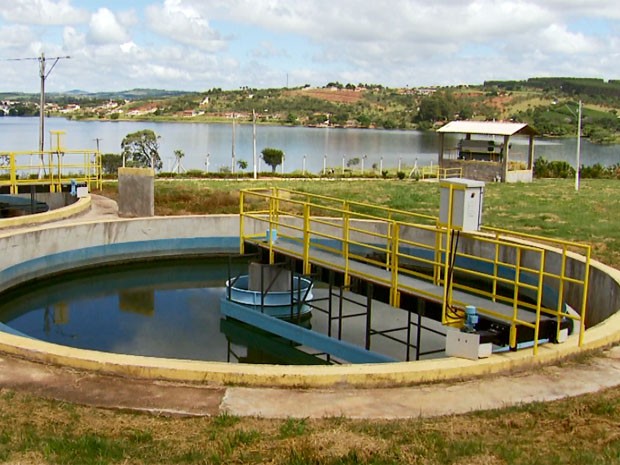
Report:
1,178,619,464
100,177,620,267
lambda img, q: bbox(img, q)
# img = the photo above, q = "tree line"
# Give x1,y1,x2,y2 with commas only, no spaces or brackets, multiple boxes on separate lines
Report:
102,130,286,175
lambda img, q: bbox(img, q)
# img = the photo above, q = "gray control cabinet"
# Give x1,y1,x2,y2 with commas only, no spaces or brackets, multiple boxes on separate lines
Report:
439,178,485,232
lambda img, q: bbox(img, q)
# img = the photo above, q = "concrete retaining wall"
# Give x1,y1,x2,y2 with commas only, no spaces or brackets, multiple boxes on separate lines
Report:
442,160,533,183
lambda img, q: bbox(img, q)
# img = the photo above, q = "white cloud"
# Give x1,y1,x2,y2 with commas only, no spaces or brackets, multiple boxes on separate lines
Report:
0,24,36,49
0,0,619,91
0,0,88,25
87,8,130,45
539,24,601,54
146,0,226,52
62,26,85,51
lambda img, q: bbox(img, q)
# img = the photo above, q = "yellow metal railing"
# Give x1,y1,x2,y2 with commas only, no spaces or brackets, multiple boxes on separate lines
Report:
419,165,462,180
0,150,102,193
239,188,591,354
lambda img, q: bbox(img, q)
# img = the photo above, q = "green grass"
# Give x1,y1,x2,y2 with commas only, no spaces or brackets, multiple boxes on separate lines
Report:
99,177,620,267
5,386,620,464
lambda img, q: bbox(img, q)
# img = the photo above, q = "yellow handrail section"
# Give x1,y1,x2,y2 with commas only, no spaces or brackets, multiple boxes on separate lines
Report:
239,188,591,355
419,165,462,180
0,132,101,193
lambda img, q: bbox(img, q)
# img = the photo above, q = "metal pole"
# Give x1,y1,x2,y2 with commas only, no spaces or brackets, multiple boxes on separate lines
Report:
252,109,257,179
576,100,582,192
39,53,45,155
365,284,373,350
231,115,236,173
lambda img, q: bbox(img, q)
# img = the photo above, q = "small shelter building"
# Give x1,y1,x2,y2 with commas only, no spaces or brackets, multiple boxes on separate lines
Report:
436,121,538,182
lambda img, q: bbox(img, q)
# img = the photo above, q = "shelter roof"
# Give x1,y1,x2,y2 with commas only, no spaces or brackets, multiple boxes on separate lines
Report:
436,121,538,137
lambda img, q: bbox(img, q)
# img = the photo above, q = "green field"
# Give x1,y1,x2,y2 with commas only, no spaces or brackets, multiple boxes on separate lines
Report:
100,177,620,267
1,178,620,465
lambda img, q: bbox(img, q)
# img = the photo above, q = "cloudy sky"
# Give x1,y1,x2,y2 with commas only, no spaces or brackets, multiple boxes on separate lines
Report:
0,0,618,93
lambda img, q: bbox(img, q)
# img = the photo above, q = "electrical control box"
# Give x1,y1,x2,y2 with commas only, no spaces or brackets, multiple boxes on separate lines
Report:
445,329,492,360
439,178,485,232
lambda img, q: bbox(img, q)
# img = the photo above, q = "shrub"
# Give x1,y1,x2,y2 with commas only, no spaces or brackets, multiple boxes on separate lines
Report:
533,157,575,178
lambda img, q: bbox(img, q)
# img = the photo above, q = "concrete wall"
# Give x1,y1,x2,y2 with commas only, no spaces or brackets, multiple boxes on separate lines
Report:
0,216,245,293
506,170,534,183
0,215,617,329
118,167,154,217
14,193,77,210
442,160,533,183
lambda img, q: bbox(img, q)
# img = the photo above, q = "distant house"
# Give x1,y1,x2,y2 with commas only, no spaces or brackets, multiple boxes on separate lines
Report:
436,121,538,183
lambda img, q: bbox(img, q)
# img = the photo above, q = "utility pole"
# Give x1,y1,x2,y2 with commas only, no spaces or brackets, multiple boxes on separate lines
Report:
93,138,102,152
565,101,583,192
38,53,71,154
6,52,70,176
252,109,257,179
576,100,582,192
231,115,236,174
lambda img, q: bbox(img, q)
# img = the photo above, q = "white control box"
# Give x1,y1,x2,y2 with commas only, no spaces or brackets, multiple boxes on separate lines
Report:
445,329,492,360
76,186,89,198
439,178,485,232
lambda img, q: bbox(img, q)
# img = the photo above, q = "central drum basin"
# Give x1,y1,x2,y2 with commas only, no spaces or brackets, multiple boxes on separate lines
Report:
226,274,314,318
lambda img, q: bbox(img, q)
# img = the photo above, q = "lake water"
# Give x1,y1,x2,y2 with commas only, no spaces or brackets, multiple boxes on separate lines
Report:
0,117,618,173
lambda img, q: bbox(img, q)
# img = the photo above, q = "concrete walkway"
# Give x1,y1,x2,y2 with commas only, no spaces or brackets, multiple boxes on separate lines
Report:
1,346,620,418
0,195,619,419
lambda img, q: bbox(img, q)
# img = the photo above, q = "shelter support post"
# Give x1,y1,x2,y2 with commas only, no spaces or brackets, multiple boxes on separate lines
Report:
502,135,510,182
438,133,445,167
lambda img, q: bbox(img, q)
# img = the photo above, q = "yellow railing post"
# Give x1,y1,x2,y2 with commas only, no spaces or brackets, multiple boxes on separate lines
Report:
509,248,522,350
533,249,545,355
492,240,500,302
303,202,311,274
342,201,351,287
9,153,17,194
556,244,568,342
441,184,454,325
239,190,245,254
268,194,276,264
579,247,591,347
390,222,400,307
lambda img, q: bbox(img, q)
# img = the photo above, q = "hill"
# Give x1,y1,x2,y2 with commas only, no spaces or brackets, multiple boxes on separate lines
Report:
3,78,620,143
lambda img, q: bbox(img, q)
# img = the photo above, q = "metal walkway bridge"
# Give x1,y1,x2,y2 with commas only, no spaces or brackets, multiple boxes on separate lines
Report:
238,187,591,355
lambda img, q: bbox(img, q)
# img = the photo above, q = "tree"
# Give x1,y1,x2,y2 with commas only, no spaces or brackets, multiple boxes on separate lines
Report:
121,129,162,170
100,153,123,175
173,149,185,173
237,159,248,171
261,147,284,173
347,157,360,168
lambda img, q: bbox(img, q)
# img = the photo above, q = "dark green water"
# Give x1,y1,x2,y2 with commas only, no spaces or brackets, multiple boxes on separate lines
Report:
0,257,328,364
0,257,448,364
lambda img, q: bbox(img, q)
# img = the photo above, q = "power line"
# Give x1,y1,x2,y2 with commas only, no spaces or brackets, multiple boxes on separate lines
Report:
6,52,71,155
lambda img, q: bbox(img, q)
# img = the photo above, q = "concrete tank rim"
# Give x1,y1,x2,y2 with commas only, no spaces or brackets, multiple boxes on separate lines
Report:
0,195,91,229
0,215,618,388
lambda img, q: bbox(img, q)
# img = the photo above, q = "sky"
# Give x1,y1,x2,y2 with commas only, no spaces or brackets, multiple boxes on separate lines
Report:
0,0,619,93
